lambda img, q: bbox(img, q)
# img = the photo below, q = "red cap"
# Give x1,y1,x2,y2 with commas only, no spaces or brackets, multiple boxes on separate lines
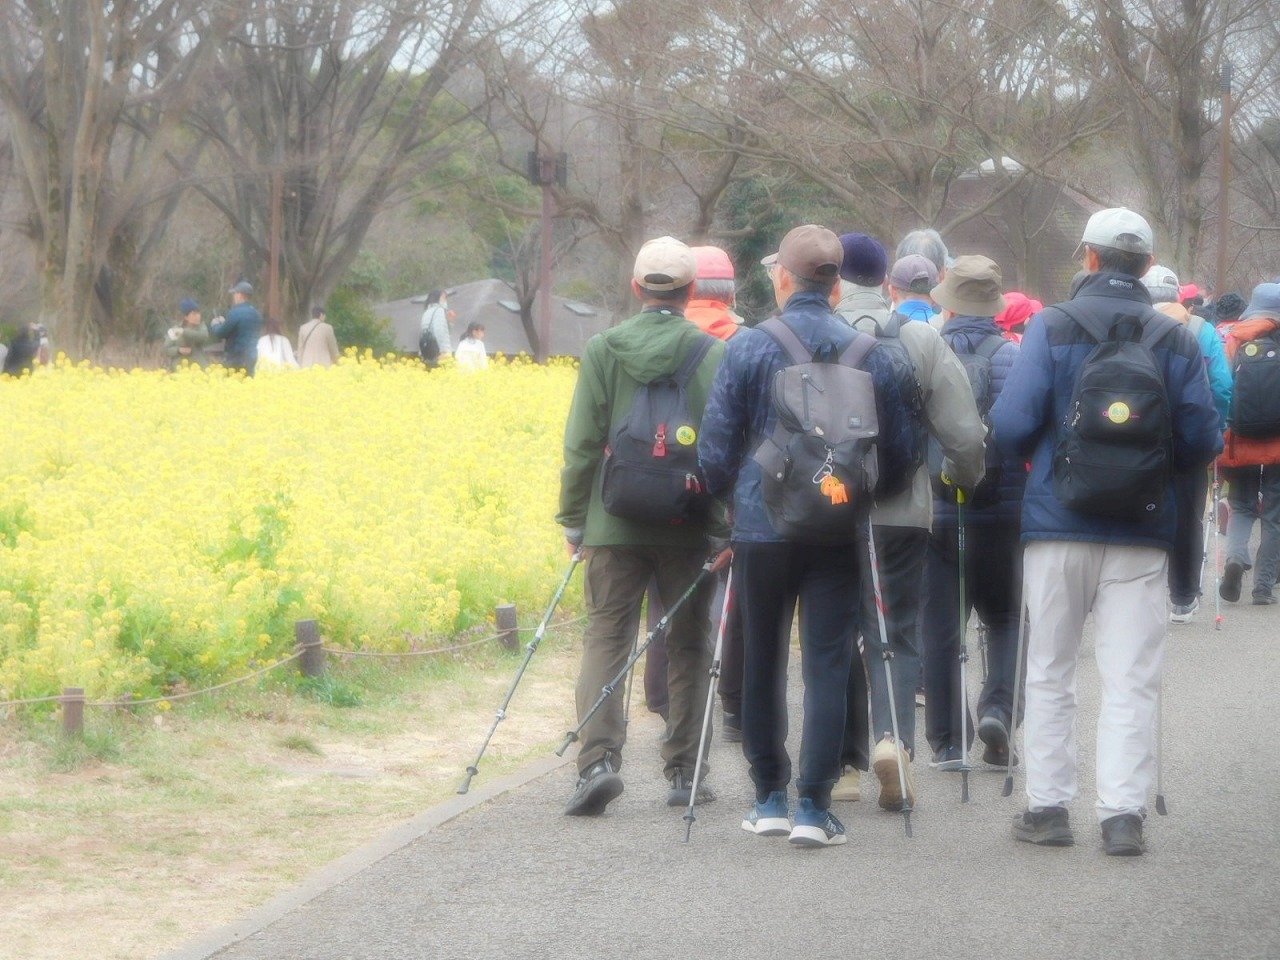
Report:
995,291,1043,331
1179,283,1201,302
691,246,735,280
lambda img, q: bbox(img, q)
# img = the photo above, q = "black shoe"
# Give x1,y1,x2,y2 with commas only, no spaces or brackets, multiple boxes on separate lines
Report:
1101,813,1145,856
1012,806,1074,846
564,759,624,816
1220,560,1244,602
978,711,1017,767
666,769,717,807
929,743,965,771
722,712,743,743
1252,592,1277,605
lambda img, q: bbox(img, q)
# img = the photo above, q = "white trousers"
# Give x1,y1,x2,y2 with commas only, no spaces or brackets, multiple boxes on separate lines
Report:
1022,541,1167,823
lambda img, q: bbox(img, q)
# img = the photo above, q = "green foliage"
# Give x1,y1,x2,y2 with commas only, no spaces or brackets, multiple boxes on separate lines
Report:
49,725,123,772
0,500,34,549
278,733,324,754
297,673,363,708
326,286,397,355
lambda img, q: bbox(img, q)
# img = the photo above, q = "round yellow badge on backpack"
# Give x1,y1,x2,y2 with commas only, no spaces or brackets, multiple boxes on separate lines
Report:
676,425,697,446
1107,401,1131,424
1245,343,1260,357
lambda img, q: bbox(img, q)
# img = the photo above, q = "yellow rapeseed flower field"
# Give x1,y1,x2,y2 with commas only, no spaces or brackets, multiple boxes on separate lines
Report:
0,353,579,701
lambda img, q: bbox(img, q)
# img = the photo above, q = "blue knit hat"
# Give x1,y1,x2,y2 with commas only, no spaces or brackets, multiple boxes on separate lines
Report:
838,233,888,286
179,298,199,314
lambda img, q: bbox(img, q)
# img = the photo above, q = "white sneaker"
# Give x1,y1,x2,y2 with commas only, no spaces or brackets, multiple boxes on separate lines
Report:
872,736,915,811
831,765,861,802
1169,599,1199,624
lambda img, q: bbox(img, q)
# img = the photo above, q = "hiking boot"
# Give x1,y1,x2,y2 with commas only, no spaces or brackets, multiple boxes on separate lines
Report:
872,736,915,811
1169,599,1199,624
788,797,847,847
1252,592,1277,606
722,712,742,743
977,711,1016,767
1220,560,1244,602
929,743,965,771
666,769,716,807
742,790,790,837
1101,813,1145,856
831,765,861,802
1012,806,1074,846
563,758,623,817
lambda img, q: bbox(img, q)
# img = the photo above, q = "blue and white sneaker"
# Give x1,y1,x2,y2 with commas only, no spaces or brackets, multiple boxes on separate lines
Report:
789,797,847,847
741,790,790,837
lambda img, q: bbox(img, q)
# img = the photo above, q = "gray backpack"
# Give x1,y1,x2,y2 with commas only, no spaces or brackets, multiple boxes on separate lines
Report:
752,319,881,543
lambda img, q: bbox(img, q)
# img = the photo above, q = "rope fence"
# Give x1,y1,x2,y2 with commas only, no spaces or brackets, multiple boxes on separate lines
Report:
0,604,588,737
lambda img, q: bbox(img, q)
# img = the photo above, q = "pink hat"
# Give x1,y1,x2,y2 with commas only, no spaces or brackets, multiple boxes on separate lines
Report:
691,245,735,280
995,291,1043,331
1179,283,1201,302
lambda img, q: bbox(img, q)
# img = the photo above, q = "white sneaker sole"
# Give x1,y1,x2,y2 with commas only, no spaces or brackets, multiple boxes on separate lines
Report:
789,824,847,847
742,816,790,837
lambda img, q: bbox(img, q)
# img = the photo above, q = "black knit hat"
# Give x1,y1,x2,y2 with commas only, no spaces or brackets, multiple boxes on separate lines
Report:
1215,292,1246,322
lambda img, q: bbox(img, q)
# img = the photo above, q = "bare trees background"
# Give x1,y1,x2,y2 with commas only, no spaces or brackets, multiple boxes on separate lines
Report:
0,0,1276,359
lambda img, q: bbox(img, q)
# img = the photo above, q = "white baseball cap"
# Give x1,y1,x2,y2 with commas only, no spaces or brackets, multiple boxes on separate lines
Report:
1075,208,1154,258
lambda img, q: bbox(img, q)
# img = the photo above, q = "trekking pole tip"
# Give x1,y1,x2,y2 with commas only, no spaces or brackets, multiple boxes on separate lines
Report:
1001,776,1014,798
961,770,970,803
554,734,575,757
457,767,477,794
1156,795,1168,816
903,810,913,838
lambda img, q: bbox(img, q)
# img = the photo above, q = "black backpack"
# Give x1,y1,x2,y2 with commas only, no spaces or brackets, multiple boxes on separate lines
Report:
751,319,882,543
930,333,1006,507
1229,322,1280,439
419,328,441,364
599,336,715,525
1051,303,1178,520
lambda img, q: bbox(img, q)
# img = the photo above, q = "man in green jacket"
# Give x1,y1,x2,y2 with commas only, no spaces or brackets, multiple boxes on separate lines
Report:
557,236,727,817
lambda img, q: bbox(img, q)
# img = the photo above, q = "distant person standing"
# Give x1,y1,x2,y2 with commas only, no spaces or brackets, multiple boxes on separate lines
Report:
256,317,299,369
454,322,489,371
164,298,211,369
2,322,39,376
419,290,454,367
209,281,263,376
297,306,341,369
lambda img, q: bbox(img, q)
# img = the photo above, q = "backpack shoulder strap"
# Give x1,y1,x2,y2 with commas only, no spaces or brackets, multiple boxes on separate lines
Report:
1137,311,1182,351
672,334,715,386
974,334,1007,361
879,313,902,338
837,330,879,369
758,318,813,365
1054,301,1110,344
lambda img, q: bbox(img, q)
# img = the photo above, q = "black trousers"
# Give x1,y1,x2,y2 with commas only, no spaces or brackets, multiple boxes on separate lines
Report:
920,519,1022,754
1169,468,1209,605
736,540,860,807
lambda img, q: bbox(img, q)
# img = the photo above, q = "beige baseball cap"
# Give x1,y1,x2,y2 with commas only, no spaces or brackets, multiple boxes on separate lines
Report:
633,236,697,291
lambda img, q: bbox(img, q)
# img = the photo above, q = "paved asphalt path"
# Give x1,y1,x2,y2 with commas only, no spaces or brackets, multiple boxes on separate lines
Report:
164,585,1280,960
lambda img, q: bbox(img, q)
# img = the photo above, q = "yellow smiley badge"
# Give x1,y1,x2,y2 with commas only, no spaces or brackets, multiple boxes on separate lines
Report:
1245,343,1260,357
1107,401,1131,424
676,425,697,446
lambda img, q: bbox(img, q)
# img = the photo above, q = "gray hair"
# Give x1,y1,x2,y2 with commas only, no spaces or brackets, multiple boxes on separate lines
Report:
896,229,949,272
695,278,736,303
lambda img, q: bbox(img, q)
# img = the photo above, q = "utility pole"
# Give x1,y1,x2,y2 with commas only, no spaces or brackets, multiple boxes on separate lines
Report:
1216,61,1233,297
527,150,568,363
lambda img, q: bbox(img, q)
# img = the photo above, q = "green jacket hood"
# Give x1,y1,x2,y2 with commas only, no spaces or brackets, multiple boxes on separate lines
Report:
598,308,705,382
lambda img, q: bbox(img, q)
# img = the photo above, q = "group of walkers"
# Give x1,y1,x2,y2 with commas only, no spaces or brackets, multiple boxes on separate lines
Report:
555,207,1278,856
418,289,489,371
165,282,341,374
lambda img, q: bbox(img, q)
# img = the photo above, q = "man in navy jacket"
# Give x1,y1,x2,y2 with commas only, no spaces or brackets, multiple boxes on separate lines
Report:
990,208,1221,856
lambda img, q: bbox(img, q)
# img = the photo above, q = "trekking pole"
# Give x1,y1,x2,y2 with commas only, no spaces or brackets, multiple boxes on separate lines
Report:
977,620,990,684
1155,676,1168,816
684,566,734,842
1001,584,1029,798
556,558,717,757
957,489,972,804
458,549,583,794
867,524,912,838
1213,465,1223,631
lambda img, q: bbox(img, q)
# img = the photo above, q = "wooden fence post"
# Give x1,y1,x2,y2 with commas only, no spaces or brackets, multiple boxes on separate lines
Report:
495,604,518,652
295,620,326,678
61,687,85,738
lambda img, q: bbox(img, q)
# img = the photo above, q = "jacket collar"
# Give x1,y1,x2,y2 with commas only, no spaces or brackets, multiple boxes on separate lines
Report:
1073,271,1154,305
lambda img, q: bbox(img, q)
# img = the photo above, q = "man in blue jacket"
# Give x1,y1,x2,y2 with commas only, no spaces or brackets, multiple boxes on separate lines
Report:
990,208,1222,856
698,225,917,848
210,281,263,376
